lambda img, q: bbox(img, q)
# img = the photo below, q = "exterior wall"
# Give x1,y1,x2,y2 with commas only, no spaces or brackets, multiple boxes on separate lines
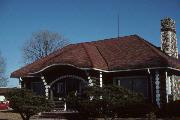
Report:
0,88,15,96
159,70,167,107
21,65,179,108
150,69,180,107
150,70,174,107
164,70,180,100
173,76,180,100
22,77,45,96
86,70,156,103
22,68,155,102
103,70,153,102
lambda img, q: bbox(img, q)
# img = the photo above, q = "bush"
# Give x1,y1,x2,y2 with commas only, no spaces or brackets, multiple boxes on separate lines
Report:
121,102,158,117
162,100,180,117
6,89,54,120
66,85,157,119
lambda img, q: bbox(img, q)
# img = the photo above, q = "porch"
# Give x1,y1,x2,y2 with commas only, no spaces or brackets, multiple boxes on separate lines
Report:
20,65,180,110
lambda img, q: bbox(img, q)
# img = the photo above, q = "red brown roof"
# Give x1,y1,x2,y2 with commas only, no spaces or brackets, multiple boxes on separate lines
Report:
11,35,180,78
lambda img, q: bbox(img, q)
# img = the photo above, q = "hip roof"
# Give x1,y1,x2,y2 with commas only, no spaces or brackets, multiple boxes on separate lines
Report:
11,35,180,78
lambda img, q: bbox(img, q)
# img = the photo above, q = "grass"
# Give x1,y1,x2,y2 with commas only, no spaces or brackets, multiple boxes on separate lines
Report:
0,111,22,120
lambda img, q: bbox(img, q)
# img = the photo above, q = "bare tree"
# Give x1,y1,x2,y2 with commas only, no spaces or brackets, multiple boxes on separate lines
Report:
0,52,7,87
22,30,70,64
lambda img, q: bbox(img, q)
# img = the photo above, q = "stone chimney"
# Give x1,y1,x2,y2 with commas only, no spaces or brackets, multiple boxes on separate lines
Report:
161,17,178,59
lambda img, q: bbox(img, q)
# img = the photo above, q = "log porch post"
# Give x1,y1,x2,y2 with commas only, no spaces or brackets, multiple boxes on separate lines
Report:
155,71,160,108
100,71,103,87
165,72,172,103
41,76,50,99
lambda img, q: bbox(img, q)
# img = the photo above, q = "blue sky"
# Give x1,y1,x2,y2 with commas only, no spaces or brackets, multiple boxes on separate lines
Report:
0,0,179,87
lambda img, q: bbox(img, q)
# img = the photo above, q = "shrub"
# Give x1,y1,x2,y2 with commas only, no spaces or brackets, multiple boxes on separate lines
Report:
67,85,156,119
6,89,54,120
163,100,180,117
121,102,158,117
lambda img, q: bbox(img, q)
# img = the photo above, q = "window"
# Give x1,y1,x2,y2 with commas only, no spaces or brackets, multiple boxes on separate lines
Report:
31,82,45,95
113,76,148,98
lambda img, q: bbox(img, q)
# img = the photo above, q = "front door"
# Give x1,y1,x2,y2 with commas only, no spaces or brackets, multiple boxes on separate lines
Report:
51,77,86,100
66,78,80,94
52,81,65,100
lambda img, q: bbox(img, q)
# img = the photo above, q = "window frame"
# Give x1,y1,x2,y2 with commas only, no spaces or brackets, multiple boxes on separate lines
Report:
113,76,149,98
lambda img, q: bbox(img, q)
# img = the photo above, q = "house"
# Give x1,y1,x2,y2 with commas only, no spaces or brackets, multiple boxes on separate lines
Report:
11,18,180,109
0,88,13,96
0,87,15,100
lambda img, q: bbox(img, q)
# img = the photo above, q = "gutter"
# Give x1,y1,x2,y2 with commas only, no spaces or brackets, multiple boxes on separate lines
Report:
26,63,180,75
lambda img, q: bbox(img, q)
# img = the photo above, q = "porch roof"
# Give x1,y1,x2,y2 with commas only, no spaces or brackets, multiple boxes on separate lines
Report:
11,35,180,78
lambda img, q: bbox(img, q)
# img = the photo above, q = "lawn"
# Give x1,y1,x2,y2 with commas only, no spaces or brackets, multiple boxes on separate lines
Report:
0,111,22,120
1,111,179,120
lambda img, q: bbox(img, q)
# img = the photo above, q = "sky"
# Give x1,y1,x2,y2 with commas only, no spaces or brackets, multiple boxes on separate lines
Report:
0,0,179,87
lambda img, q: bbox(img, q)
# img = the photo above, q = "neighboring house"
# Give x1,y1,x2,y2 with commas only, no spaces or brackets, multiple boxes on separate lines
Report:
0,87,15,97
11,18,180,109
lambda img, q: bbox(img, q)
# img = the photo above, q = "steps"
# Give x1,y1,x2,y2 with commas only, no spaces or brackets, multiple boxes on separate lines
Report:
54,101,65,112
37,111,79,119
31,101,80,119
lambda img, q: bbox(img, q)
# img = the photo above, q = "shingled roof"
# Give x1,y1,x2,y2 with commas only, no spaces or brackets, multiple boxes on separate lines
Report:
11,35,180,78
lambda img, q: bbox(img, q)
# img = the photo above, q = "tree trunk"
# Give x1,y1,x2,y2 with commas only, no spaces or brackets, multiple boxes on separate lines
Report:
26,115,30,120
20,113,31,120
20,113,26,120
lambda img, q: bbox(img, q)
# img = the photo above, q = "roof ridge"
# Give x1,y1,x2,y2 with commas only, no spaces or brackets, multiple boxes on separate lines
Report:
93,43,109,70
81,43,94,68
73,34,136,45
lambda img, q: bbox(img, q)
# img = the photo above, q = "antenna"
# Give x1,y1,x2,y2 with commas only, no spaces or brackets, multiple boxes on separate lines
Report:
117,14,119,38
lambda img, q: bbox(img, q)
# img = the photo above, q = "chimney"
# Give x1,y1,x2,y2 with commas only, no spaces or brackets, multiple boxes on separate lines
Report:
161,17,178,59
